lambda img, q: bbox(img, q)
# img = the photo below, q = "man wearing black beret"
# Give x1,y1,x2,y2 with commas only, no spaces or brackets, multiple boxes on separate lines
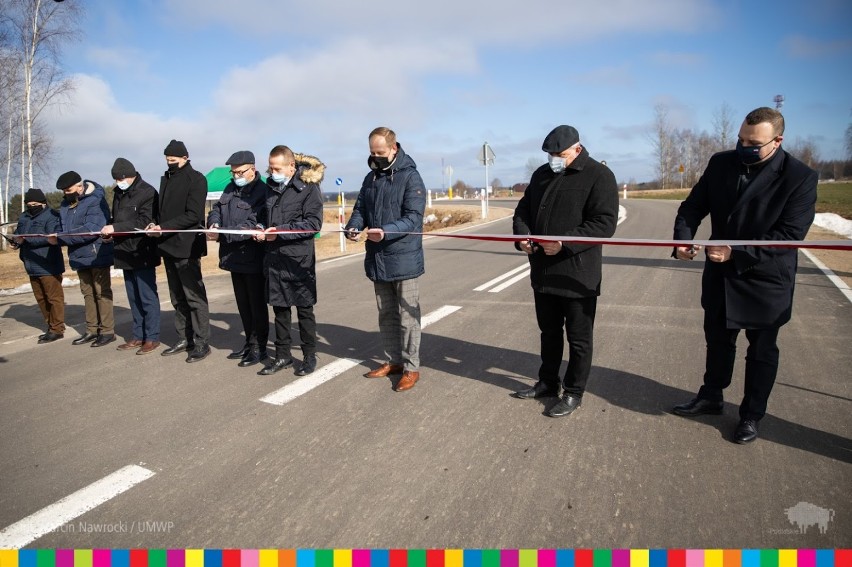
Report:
512,125,619,417
146,140,211,363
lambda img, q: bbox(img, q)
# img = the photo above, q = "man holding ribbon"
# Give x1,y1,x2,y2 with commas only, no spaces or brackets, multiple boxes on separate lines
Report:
147,139,211,363
511,125,618,417
671,106,818,444
207,150,269,368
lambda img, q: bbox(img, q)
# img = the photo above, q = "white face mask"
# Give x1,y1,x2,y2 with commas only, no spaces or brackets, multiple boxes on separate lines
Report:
116,180,131,190
548,154,565,173
270,172,289,185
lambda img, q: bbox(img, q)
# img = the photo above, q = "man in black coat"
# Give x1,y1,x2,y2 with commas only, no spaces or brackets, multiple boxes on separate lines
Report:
146,139,211,363
207,150,268,368
101,158,162,355
671,107,818,444
255,145,324,377
512,125,619,417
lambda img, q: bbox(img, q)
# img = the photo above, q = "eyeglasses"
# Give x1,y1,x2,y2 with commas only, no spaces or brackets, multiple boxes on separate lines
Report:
231,166,254,178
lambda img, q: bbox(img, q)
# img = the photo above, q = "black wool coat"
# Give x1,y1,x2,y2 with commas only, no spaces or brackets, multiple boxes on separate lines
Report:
110,177,161,270
673,148,817,329
513,148,619,298
158,161,208,259
263,159,324,307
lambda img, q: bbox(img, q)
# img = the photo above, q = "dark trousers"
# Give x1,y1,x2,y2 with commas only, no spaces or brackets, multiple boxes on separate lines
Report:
123,267,160,342
534,291,597,397
272,305,316,359
163,257,210,344
698,305,781,421
30,275,65,334
231,272,269,351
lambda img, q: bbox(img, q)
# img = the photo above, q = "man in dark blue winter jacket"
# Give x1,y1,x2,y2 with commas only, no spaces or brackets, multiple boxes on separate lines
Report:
207,150,268,368
12,188,66,343
345,127,427,392
50,171,115,347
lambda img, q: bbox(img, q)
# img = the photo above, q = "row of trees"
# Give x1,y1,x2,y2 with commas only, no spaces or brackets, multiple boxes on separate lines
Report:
0,0,80,247
651,102,852,189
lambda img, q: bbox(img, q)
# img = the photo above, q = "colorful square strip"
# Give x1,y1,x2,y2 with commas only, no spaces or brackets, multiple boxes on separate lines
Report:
0,550,849,567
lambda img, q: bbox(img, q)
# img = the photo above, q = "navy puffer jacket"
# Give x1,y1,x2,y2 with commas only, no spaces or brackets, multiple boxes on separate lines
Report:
14,206,65,276
345,145,426,282
58,181,114,270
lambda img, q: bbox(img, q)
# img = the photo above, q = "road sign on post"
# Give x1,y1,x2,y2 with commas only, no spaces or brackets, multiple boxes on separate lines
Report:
336,178,345,252
480,142,495,219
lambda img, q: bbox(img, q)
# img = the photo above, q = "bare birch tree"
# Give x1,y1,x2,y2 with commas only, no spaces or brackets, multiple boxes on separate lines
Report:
649,103,675,189
712,102,737,153
2,0,80,205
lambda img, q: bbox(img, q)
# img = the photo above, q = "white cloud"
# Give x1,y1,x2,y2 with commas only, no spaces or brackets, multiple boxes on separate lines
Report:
648,51,706,68
782,35,852,58
166,0,718,44
573,65,634,87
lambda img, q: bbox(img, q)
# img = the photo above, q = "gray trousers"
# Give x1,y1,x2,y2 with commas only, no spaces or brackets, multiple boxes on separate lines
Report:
374,279,421,371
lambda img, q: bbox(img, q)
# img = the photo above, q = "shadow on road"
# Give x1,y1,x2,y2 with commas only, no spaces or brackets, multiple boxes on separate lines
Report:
590,366,852,464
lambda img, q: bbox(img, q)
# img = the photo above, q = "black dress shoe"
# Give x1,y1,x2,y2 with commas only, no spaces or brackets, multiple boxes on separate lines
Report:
227,344,250,360
672,397,724,417
161,340,192,356
512,381,559,399
294,354,318,376
72,332,98,345
38,331,64,344
237,347,266,368
186,343,211,363
91,334,116,347
546,394,582,417
733,419,759,444
258,357,294,376
38,332,48,340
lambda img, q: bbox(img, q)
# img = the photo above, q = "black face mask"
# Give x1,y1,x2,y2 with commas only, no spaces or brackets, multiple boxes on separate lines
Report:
167,162,181,173
368,155,392,171
27,205,45,216
64,192,79,203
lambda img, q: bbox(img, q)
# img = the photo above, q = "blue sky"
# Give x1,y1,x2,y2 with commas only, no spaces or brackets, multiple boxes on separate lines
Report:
43,0,852,192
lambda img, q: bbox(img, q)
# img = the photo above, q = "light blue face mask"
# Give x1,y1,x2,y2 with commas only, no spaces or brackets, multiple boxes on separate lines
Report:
116,181,131,190
270,172,290,185
548,154,565,173
234,177,249,187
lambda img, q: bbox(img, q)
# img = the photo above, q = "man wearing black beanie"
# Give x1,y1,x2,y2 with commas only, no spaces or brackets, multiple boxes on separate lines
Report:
102,157,162,355
13,188,66,343
146,140,211,362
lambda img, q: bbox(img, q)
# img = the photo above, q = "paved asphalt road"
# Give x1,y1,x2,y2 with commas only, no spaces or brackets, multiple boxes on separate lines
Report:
0,199,849,549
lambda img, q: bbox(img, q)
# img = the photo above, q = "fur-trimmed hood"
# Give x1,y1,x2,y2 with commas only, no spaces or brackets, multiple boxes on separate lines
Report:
294,153,325,185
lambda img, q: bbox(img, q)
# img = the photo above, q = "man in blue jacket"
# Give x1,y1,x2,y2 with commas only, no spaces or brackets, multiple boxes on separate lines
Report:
207,150,268,368
671,107,818,444
50,171,115,347
12,188,66,343
345,127,427,392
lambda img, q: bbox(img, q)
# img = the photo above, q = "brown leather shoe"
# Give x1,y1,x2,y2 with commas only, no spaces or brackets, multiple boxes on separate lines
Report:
394,370,420,392
136,340,161,355
364,363,404,378
117,339,144,351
